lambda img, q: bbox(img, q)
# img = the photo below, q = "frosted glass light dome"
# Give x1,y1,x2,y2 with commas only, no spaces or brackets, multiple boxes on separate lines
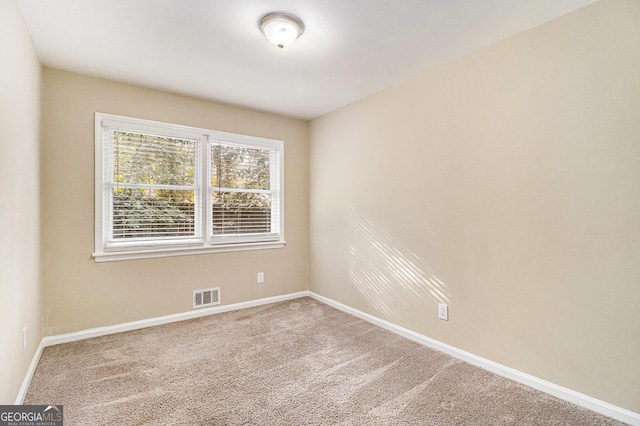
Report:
260,13,304,49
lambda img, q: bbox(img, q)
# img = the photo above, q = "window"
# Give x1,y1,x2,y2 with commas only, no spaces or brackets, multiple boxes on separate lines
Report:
94,113,284,262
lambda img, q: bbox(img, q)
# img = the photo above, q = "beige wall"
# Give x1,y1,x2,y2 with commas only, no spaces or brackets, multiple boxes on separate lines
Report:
41,69,309,335
0,0,43,404
310,0,640,412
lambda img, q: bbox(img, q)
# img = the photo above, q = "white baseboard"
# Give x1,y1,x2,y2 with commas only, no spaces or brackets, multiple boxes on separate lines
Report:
307,291,640,426
14,339,46,405
41,291,308,347
17,290,639,425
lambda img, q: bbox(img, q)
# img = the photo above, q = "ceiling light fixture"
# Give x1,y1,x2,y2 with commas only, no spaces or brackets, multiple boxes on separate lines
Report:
259,12,304,49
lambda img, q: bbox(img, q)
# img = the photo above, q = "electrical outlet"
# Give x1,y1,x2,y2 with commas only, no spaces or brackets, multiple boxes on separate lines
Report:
438,303,449,321
257,272,264,284
22,327,27,349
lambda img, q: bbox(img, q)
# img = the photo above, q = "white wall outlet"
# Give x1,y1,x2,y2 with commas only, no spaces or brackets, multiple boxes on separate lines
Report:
257,272,264,284
438,303,449,321
22,327,27,349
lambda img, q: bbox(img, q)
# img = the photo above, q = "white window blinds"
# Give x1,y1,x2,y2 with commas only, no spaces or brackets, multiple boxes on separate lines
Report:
102,126,202,250
210,142,280,241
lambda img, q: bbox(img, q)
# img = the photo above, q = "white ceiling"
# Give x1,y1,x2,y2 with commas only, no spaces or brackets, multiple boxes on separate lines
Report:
18,0,596,120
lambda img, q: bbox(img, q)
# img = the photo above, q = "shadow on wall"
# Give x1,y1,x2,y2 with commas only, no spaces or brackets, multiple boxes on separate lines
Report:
347,207,450,327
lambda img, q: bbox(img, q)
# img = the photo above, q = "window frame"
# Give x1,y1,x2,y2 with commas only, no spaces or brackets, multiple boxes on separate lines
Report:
94,113,285,262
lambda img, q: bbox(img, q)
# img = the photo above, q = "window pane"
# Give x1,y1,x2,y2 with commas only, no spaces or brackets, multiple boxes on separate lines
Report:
113,131,196,186
113,188,196,239
212,192,272,235
211,144,271,190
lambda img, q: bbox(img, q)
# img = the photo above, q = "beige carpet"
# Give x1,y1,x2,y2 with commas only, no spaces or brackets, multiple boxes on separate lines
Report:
25,297,625,425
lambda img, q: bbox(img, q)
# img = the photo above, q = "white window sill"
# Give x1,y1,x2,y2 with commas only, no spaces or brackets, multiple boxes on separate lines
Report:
93,240,286,262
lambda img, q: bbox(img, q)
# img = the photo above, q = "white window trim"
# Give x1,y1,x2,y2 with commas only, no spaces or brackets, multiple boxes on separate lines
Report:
93,113,285,262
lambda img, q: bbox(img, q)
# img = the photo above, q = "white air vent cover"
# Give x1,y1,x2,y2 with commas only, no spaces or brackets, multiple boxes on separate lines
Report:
193,287,220,309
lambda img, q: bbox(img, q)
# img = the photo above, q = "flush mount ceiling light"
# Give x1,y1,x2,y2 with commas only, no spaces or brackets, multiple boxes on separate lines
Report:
259,12,304,49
